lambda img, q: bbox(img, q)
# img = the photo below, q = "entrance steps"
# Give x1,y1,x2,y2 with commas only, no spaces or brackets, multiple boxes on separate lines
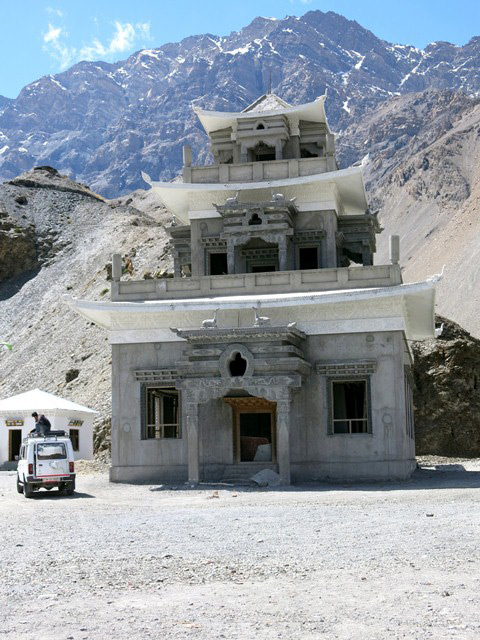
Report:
0,462,17,471
222,463,278,484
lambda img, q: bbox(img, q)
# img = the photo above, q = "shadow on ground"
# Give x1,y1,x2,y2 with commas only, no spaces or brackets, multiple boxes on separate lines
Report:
147,465,480,493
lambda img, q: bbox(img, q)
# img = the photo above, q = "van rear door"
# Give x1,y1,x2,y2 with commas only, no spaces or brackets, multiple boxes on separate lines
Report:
35,442,68,479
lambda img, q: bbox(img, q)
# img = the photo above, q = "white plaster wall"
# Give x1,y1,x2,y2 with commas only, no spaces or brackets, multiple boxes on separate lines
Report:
0,413,94,464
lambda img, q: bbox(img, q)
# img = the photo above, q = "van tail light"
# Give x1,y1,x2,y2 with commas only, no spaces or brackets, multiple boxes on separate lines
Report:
69,462,74,473
28,463,33,475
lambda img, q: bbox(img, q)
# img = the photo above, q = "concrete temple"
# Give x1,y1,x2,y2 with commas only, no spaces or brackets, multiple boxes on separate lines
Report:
67,92,438,484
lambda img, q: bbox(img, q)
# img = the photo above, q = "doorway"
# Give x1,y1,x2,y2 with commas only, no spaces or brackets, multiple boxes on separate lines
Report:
9,429,22,462
224,396,276,463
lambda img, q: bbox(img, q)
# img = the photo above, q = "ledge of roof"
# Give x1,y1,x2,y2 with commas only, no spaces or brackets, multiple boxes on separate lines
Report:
194,94,330,135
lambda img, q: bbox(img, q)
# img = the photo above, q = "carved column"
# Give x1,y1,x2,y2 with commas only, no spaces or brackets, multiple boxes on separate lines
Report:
276,394,291,485
362,239,372,266
275,139,283,160
227,240,235,274
278,235,288,272
240,143,248,164
173,252,181,278
185,400,200,484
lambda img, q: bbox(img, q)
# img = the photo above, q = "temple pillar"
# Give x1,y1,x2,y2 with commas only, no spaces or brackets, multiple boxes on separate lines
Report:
275,139,283,160
240,143,248,164
278,235,288,271
276,396,291,485
173,252,181,278
227,240,235,274
362,240,372,266
186,401,200,484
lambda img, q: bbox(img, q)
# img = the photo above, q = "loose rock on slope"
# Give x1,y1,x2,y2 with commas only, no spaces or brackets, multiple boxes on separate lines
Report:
412,316,480,457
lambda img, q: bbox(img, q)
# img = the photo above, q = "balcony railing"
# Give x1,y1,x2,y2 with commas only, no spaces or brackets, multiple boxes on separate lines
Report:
111,264,402,302
182,156,334,185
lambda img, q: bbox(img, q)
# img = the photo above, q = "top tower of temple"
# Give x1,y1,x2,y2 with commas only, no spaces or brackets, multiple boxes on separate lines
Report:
191,93,336,169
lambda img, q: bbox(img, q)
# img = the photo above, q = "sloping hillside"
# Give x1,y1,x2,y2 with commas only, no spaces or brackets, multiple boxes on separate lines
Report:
0,168,171,422
352,93,480,337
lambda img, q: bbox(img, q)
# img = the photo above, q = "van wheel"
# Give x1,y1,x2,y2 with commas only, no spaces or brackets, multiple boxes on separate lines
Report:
24,482,34,499
66,481,75,496
16,475,24,494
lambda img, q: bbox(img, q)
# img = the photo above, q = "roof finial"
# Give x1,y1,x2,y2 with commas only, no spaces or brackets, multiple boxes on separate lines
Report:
267,67,272,94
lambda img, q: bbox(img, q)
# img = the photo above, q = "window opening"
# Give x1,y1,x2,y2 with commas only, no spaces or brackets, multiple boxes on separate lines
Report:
145,387,180,439
300,147,318,158
248,213,262,226
209,252,228,275
229,352,247,377
36,443,67,459
69,429,80,451
299,246,319,270
332,380,369,434
253,142,275,162
256,123,265,130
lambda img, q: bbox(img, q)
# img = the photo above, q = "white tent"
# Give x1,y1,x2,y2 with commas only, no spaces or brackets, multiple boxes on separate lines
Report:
0,389,97,464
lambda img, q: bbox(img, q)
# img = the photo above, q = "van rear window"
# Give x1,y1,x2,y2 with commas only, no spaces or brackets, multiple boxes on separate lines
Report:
36,443,67,460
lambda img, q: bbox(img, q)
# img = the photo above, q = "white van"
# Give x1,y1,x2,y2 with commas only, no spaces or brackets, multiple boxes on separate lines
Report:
16,431,76,498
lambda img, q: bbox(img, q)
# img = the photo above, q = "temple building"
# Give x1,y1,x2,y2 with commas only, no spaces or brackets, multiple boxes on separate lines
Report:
67,92,437,484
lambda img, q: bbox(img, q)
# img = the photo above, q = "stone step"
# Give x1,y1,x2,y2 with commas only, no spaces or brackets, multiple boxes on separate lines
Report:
222,463,278,483
0,462,18,471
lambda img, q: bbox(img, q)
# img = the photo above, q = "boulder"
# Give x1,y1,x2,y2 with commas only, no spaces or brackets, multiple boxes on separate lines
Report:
412,315,480,456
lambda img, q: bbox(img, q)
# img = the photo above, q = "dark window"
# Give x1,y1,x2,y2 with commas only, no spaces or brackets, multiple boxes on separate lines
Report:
256,123,265,130
229,353,247,377
300,146,318,158
209,252,228,275
254,142,275,162
145,388,180,439
248,213,262,225
331,380,369,434
299,246,319,270
69,429,80,451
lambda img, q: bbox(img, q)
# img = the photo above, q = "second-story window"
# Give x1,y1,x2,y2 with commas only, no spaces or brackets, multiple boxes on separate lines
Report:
208,252,228,276
298,246,319,270
253,142,275,162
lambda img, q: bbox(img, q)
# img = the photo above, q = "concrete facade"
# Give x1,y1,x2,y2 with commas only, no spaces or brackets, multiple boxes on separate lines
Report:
68,92,435,485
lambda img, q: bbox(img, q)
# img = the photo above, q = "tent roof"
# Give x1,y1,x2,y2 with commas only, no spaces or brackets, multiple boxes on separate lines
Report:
0,389,98,415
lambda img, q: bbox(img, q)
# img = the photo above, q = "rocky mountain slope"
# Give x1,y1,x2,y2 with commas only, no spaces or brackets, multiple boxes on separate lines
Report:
341,90,480,337
413,316,480,457
2,10,480,196
0,168,172,430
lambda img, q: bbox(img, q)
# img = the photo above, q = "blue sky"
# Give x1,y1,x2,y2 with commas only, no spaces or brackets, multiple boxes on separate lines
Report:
1,0,479,99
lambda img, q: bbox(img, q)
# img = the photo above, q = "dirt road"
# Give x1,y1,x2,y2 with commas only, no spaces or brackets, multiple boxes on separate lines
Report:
1,461,479,639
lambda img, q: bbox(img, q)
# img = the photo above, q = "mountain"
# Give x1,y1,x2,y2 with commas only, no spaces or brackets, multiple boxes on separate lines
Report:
1,10,480,197
342,90,480,337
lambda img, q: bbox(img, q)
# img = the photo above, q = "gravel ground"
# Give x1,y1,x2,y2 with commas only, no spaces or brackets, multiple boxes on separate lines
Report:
1,460,479,640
